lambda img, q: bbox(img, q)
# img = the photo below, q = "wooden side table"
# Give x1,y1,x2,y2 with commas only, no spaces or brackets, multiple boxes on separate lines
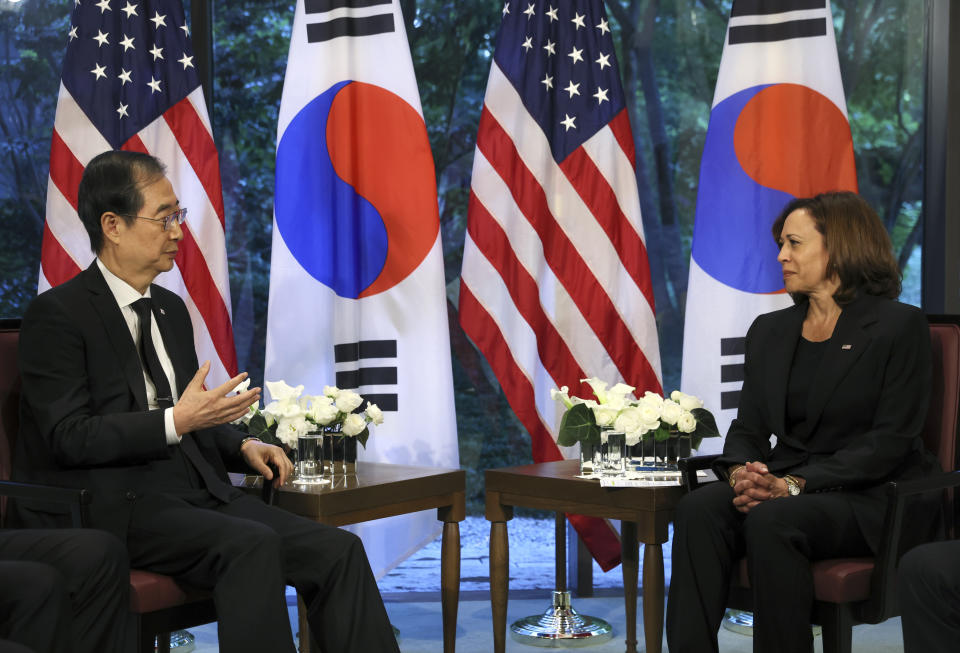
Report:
485,460,683,653
235,462,466,653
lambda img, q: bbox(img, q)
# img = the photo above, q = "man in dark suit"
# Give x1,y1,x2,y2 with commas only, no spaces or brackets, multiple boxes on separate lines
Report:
12,150,399,653
898,540,960,653
0,529,128,653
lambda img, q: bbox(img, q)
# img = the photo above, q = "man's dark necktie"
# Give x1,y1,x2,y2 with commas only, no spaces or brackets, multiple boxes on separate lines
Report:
131,297,231,501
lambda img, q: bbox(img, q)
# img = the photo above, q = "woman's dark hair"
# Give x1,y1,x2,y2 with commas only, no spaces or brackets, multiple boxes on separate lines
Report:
77,150,166,253
771,191,901,305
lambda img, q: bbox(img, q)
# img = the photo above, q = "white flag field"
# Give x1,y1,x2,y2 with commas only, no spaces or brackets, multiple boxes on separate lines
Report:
265,0,459,577
681,0,858,448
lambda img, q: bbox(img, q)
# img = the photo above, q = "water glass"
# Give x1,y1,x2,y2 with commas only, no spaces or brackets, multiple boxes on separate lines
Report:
601,430,626,476
296,432,326,484
579,441,600,476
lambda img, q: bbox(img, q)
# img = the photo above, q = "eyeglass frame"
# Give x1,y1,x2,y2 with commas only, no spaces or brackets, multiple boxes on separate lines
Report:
119,207,188,231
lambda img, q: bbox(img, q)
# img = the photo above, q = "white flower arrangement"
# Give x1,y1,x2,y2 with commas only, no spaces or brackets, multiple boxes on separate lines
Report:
551,378,719,449
236,380,383,450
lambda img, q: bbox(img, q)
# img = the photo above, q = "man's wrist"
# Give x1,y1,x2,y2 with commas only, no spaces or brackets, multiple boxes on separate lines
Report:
239,436,261,452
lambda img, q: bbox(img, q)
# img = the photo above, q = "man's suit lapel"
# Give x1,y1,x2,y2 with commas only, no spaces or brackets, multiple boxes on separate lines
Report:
805,295,877,433
765,304,805,439
83,263,150,411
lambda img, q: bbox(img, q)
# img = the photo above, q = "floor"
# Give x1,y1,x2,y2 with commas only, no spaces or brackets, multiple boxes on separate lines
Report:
176,515,907,651
183,598,907,652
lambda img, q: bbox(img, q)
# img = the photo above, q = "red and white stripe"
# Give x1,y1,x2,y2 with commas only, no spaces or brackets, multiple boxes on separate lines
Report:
459,63,662,570
41,85,238,384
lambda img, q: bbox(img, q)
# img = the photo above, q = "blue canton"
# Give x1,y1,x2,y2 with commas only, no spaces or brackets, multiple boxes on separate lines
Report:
494,0,626,162
62,0,200,149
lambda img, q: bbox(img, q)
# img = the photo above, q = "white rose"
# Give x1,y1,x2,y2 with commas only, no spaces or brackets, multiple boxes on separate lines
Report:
265,380,303,402
614,407,642,436
625,431,642,447
275,415,310,448
674,391,704,411
310,401,339,426
365,402,384,426
323,385,340,398
342,413,367,436
592,406,619,427
641,391,664,408
335,390,364,413
637,403,661,426
660,399,682,426
677,411,697,433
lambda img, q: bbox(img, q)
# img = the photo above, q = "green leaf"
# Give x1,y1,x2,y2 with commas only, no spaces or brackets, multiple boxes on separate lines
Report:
557,403,600,446
691,408,721,438
653,426,672,442
356,428,370,449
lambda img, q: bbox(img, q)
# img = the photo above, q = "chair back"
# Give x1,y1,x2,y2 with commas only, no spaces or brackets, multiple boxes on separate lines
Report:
0,318,22,521
924,320,960,474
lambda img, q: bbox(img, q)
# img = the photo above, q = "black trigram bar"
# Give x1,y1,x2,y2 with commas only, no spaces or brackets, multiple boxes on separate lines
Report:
307,13,395,43
336,366,398,388
305,0,392,13
731,0,825,17
729,17,826,44
721,390,742,411
720,337,746,356
721,364,745,383
358,392,398,412
334,340,397,363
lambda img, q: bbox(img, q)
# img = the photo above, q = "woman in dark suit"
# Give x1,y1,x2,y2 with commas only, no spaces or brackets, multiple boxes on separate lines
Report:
665,192,940,653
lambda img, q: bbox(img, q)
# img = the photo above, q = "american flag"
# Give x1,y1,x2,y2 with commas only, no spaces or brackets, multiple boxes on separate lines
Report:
459,0,661,570
42,0,237,384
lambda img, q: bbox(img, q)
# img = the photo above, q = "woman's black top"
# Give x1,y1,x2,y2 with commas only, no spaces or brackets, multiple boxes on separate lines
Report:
785,337,830,442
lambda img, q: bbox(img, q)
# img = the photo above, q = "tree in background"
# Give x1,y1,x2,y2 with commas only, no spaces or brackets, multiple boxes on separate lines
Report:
0,0,929,511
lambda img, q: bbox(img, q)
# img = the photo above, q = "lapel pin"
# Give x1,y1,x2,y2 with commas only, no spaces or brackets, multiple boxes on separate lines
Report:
841,344,852,350
159,308,166,315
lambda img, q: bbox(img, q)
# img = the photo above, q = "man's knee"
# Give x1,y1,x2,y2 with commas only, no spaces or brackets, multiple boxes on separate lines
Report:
899,542,958,603
67,530,129,582
3,561,65,608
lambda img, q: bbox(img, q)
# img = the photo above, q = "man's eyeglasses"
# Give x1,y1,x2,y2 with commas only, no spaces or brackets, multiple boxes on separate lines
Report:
121,207,188,231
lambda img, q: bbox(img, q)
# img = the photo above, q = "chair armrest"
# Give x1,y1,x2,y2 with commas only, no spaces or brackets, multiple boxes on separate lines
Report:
858,471,960,624
0,479,91,528
260,463,278,506
679,454,721,490
885,470,960,498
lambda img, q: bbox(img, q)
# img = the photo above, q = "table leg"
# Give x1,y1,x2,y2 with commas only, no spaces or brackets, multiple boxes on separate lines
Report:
441,520,460,653
490,520,509,653
621,521,639,653
642,541,665,653
297,593,311,653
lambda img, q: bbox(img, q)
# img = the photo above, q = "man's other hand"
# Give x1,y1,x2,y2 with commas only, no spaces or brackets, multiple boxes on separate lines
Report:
240,439,293,488
173,362,261,434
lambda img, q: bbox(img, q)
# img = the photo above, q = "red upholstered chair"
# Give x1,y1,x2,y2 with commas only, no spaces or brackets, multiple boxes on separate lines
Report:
679,315,960,653
0,318,217,653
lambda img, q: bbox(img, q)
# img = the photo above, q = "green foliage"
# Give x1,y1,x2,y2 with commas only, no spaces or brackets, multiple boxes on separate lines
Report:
556,403,601,447
0,0,934,514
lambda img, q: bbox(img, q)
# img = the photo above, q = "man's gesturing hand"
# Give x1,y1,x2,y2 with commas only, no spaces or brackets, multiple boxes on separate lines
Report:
172,362,261,435
241,439,293,488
